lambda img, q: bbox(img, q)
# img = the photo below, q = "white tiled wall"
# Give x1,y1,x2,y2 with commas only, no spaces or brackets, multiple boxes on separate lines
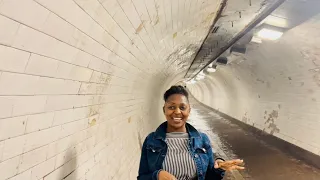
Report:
188,14,320,156
0,0,219,179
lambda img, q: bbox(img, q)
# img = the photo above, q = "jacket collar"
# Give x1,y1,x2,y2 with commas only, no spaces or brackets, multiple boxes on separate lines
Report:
154,121,201,140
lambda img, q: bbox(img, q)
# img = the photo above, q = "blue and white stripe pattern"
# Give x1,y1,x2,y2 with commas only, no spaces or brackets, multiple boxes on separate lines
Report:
162,132,197,180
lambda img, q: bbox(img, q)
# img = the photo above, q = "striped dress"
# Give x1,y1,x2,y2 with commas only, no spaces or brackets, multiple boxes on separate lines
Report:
162,132,197,180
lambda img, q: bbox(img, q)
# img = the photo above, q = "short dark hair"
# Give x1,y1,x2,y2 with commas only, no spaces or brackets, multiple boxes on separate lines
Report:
163,85,189,102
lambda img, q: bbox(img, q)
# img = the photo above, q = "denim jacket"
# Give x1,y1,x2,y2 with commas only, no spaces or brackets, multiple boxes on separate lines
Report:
138,122,225,180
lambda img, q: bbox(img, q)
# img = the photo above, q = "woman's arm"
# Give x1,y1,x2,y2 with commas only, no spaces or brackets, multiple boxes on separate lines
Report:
137,134,161,180
201,133,225,180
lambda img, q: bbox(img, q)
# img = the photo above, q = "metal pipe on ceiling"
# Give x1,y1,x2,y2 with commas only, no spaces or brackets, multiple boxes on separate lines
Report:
183,0,228,78
188,0,286,80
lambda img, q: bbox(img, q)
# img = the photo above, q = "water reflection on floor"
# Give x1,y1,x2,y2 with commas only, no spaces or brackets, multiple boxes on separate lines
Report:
188,99,320,180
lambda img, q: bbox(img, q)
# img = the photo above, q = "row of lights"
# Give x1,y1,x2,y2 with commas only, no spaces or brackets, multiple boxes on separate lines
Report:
187,25,285,84
187,64,217,84
253,24,284,43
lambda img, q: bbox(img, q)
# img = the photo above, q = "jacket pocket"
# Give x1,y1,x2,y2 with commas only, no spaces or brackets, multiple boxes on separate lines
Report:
146,145,163,171
146,145,162,153
195,148,209,169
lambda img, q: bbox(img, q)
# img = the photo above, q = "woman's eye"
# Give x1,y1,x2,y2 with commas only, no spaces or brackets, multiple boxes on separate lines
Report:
168,106,175,110
180,107,186,110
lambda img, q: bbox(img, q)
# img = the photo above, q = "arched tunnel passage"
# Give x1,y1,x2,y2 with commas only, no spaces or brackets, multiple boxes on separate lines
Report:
0,0,319,180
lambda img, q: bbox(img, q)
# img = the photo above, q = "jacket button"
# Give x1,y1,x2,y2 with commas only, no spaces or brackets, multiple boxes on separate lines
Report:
195,154,198,158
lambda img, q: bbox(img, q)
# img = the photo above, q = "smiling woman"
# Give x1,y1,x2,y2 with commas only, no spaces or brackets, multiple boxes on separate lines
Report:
138,86,245,180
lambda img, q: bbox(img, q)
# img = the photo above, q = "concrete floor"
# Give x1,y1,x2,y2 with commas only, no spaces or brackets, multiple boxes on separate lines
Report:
188,99,320,180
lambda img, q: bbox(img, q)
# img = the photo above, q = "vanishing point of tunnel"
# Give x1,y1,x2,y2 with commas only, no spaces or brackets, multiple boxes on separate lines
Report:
0,0,319,180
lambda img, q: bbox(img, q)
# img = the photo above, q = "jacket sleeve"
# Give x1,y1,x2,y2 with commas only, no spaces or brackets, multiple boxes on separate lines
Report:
202,133,225,180
137,134,162,180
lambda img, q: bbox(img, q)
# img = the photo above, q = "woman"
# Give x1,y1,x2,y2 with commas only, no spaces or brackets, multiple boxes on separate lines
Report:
138,85,244,180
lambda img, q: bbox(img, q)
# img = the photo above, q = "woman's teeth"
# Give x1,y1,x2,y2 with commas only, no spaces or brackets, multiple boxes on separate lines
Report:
173,118,182,120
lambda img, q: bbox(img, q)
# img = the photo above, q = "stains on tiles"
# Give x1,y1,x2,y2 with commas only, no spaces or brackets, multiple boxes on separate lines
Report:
202,12,215,24
269,123,280,135
256,78,265,83
309,68,320,87
88,106,100,117
135,21,145,34
264,110,280,135
88,118,97,127
242,112,250,124
154,16,160,26
173,32,177,39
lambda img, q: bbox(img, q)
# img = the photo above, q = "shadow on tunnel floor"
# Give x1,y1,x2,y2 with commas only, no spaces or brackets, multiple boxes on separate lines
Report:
188,98,320,180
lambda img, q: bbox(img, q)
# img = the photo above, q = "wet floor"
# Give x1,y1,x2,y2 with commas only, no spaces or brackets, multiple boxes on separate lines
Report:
188,99,320,180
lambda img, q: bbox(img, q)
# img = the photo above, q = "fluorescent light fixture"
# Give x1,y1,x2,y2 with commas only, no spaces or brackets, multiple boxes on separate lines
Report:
189,79,196,84
251,36,262,43
199,70,205,76
196,74,205,80
207,67,216,73
257,28,283,40
186,79,196,84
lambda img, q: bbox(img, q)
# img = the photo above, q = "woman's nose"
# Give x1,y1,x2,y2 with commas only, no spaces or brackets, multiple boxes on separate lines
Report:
174,108,181,114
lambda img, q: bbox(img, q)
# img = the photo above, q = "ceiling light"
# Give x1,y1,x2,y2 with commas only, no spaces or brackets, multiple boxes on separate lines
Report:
207,67,216,73
199,70,205,76
257,28,283,40
189,79,196,84
251,36,262,43
196,75,205,80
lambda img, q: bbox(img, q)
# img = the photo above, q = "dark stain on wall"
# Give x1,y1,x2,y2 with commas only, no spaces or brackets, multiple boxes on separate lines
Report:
309,68,320,87
256,78,265,83
87,73,113,117
265,110,280,135
242,112,250,124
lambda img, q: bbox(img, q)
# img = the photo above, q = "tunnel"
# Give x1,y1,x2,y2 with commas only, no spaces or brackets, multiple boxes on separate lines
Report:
0,0,319,179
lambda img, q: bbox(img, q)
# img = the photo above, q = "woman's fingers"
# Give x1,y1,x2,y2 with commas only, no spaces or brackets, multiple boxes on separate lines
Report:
214,159,224,168
230,159,243,164
234,165,245,170
217,159,245,171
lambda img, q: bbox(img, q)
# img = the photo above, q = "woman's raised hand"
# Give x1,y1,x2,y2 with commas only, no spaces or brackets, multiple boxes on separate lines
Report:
214,159,245,171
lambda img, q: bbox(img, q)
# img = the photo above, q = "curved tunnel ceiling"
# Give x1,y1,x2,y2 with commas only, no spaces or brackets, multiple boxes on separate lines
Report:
184,0,320,80
0,0,320,179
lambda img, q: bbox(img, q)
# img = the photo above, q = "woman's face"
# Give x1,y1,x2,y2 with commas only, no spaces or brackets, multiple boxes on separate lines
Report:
164,94,190,131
